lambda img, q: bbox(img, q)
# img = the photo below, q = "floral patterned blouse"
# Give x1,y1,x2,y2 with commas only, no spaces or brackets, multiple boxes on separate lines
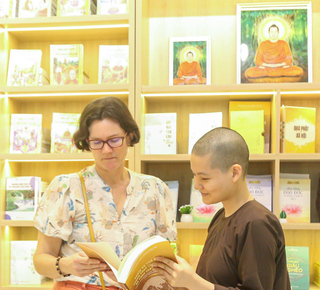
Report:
34,165,177,286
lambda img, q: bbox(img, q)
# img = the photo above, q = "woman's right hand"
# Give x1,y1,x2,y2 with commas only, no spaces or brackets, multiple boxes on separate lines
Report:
60,251,108,277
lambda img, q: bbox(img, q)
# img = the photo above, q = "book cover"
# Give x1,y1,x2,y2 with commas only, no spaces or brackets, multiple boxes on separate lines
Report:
50,44,84,85
97,0,127,15
57,0,94,16
189,244,204,270
230,110,265,154
144,113,177,154
5,176,40,220
188,112,222,154
98,45,129,84
7,49,42,86
286,246,309,290
10,114,43,154
77,235,178,290
51,113,81,153
164,180,179,219
11,240,47,284
190,179,223,222
18,0,56,18
279,177,310,223
229,101,271,153
281,106,316,153
0,0,16,18
246,174,273,211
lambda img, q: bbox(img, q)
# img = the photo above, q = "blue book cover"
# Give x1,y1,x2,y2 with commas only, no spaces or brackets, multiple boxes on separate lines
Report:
286,246,309,290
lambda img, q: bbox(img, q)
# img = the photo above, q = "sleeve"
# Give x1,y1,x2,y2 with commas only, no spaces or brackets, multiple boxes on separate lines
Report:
215,219,279,290
34,175,75,241
154,180,177,241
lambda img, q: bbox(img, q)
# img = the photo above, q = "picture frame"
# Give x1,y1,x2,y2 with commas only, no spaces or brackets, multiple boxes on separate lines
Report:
169,36,211,86
237,2,312,84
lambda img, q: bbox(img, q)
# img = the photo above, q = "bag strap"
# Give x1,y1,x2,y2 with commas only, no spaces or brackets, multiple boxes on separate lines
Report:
78,171,107,290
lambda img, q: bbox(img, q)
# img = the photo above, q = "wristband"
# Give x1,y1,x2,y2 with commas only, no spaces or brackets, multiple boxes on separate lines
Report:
55,255,71,277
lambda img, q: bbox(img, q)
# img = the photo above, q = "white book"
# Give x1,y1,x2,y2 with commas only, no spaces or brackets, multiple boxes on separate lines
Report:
97,0,127,15
10,114,43,154
18,0,55,18
164,180,179,219
144,113,177,154
0,0,16,18
190,179,223,222
247,174,273,211
5,176,40,220
57,0,96,16
7,49,42,86
188,112,222,154
11,241,48,284
279,177,310,223
98,45,129,84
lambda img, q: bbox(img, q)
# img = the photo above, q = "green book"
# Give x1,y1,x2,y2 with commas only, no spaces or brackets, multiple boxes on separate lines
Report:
286,246,309,290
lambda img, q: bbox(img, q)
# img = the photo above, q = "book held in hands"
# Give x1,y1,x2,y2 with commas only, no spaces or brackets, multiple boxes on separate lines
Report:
77,235,177,290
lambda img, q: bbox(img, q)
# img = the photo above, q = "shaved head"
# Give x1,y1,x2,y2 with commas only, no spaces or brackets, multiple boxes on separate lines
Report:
192,127,249,177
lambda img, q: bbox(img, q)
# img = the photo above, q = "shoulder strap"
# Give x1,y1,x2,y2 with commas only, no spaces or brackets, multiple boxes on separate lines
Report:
78,171,106,290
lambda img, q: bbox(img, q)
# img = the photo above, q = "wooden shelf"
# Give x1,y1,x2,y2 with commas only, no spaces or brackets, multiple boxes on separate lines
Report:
279,154,320,161
0,153,94,162
1,280,53,290
0,220,35,227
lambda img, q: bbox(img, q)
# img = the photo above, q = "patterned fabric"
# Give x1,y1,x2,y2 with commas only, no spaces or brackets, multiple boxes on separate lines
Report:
34,165,177,286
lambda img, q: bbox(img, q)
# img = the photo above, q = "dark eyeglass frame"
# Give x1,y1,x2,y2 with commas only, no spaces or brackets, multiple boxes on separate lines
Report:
86,134,127,150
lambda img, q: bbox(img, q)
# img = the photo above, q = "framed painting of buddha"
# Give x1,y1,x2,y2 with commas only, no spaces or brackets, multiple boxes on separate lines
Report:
169,36,211,85
237,2,312,84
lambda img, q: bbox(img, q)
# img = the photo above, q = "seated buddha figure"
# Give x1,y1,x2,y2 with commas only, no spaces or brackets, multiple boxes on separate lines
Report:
245,24,303,81
173,51,206,85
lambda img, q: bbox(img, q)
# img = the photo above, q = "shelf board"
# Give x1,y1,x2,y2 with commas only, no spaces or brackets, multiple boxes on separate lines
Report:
0,15,129,41
177,222,209,229
280,153,320,161
1,280,53,289
0,153,94,162
0,220,35,227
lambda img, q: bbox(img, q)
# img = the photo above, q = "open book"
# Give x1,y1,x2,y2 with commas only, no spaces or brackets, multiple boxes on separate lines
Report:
77,235,177,290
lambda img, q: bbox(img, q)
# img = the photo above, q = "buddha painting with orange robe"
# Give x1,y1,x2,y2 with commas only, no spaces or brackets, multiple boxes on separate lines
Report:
173,51,207,85
245,24,303,82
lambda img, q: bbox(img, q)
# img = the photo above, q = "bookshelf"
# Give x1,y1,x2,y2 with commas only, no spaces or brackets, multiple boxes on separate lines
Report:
0,0,319,289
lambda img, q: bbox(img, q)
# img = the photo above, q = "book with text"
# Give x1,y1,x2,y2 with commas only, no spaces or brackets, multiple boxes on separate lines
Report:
98,45,129,84
97,0,127,15
50,44,84,85
229,101,271,153
188,112,222,154
77,235,177,290
280,105,316,153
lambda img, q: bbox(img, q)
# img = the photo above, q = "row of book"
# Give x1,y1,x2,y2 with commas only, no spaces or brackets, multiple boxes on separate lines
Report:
0,0,127,18
10,113,81,154
166,173,312,224
145,103,316,155
7,45,128,86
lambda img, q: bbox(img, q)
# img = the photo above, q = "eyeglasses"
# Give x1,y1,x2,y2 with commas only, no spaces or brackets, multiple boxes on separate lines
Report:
87,134,127,150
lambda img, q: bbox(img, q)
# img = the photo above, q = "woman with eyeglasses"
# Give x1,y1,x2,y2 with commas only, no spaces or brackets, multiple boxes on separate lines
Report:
33,97,177,290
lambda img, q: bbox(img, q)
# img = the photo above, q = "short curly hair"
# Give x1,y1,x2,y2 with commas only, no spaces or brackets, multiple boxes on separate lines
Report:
73,97,140,151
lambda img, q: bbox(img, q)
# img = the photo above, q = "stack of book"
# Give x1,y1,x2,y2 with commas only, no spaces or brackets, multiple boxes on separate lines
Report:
17,0,57,18
57,0,97,16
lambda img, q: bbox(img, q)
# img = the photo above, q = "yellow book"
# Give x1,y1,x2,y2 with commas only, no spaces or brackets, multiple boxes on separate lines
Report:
77,235,177,290
281,105,316,153
230,110,265,154
229,101,271,153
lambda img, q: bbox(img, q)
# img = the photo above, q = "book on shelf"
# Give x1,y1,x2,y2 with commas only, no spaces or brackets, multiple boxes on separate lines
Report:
7,49,42,86
229,101,271,153
57,0,96,16
189,244,204,270
98,45,129,84
317,175,320,221
97,0,127,15
279,173,310,223
164,180,179,219
0,0,16,18
77,235,178,290
229,109,265,154
246,174,273,212
286,246,309,290
190,179,223,222
50,44,84,85
280,105,316,153
315,261,320,287
11,240,48,284
10,114,50,154
5,176,41,220
18,0,57,18
39,67,50,85
144,113,177,155
188,112,222,154
51,113,81,153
